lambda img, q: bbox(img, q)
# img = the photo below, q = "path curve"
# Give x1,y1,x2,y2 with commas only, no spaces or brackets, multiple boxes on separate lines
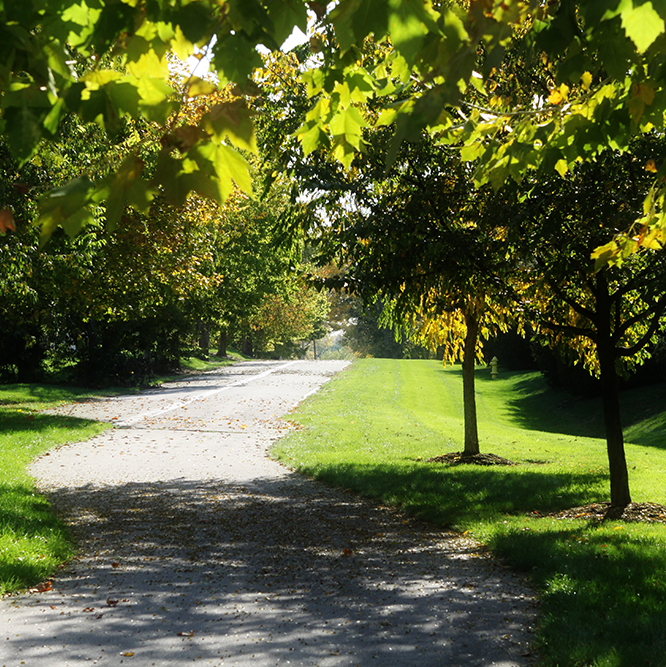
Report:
1,360,537,666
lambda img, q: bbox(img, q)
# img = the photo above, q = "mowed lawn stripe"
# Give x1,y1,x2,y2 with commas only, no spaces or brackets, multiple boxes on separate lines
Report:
272,358,666,667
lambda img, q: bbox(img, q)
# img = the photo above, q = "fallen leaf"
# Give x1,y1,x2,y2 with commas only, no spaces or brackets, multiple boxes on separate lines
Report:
342,548,353,556
178,631,195,637
29,581,52,593
121,652,135,657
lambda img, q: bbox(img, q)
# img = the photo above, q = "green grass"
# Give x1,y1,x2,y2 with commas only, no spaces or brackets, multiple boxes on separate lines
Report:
152,349,250,384
271,359,666,667
0,384,110,594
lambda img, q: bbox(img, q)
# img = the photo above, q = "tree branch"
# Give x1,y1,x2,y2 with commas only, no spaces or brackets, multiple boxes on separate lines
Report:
540,320,596,340
549,282,597,323
615,296,666,357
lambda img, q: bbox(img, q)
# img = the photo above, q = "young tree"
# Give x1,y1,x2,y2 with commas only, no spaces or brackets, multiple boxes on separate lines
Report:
518,138,666,511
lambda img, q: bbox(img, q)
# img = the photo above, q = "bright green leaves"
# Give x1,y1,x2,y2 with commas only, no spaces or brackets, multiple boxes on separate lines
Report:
386,0,437,67
620,1,665,53
330,107,368,166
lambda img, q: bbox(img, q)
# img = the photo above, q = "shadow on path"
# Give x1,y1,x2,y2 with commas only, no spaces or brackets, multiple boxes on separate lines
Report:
7,474,536,666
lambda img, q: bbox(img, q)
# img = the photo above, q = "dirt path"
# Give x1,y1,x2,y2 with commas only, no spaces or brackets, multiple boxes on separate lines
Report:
1,360,537,666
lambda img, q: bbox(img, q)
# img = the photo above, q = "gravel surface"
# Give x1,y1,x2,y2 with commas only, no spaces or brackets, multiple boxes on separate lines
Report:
1,360,537,666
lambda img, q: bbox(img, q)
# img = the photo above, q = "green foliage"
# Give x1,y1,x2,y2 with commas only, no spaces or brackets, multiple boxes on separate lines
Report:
272,359,666,666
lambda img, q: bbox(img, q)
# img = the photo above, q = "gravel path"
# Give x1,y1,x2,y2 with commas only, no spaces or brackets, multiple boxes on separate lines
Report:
1,360,537,666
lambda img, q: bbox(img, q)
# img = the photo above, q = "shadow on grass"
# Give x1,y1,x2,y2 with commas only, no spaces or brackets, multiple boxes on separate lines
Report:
474,369,607,439
307,461,607,527
487,526,666,666
0,483,73,593
0,383,120,407
0,410,100,438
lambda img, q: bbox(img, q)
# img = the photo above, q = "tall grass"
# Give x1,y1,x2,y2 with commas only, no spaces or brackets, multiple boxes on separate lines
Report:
272,359,666,666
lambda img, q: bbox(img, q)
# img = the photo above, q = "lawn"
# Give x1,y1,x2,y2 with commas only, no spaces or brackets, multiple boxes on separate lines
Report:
0,385,112,594
271,359,666,667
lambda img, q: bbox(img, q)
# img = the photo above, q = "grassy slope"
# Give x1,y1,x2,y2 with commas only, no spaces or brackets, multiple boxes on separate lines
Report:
272,359,666,667
0,385,111,594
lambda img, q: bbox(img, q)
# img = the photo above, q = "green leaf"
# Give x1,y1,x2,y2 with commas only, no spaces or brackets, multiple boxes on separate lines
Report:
211,144,253,195
387,0,434,66
330,107,368,149
298,123,324,156
3,106,42,163
213,33,263,85
202,99,257,153
36,177,95,243
94,155,148,230
267,0,309,47
330,0,390,53
61,207,96,238
591,240,620,271
621,1,665,53
106,80,142,117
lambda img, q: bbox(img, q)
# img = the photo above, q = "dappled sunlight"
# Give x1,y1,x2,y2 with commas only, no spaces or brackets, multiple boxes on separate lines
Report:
7,474,535,666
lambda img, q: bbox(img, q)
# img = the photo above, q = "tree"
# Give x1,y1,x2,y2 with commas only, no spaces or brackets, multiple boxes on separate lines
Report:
3,0,665,258
517,138,666,511
304,124,518,456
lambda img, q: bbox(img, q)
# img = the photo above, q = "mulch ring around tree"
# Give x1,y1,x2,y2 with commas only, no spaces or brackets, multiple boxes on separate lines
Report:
545,502,666,524
426,452,517,466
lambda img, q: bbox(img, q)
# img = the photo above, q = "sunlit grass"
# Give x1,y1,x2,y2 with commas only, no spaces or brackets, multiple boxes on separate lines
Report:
272,359,666,666
0,386,110,594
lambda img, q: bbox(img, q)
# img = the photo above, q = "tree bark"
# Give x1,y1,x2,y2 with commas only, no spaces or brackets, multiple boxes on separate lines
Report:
598,340,631,509
462,310,480,456
216,329,228,357
596,275,631,510
198,321,210,354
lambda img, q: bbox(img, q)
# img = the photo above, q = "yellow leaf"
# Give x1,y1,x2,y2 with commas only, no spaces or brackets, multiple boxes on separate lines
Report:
645,159,658,173
188,77,218,97
581,71,592,91
548,89,562,105
554,159,569,177
548,84,569,105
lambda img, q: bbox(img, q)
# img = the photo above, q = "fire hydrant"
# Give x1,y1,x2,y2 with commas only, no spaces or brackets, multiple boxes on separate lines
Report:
490,356,499,379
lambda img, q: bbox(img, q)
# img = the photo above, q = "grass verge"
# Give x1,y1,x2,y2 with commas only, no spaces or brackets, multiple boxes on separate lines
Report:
0,385,110,594
271,359,666,667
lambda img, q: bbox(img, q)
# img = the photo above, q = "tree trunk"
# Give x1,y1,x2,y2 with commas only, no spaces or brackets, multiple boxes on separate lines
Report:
198,321,210,354
216,328,228,357
462,310,480,456
596,274,631,510
241,335,253,357
598,339,631,509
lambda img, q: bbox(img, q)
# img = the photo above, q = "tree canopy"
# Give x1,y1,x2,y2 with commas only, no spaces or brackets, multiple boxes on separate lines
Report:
3,0,666,250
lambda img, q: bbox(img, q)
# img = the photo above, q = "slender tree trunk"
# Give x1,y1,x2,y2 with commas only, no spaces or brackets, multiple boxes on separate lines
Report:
216,328,228,357
198,321,210,354
598,339,631,510
241,335,253,357
462,310,480,456
596,274,631,510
